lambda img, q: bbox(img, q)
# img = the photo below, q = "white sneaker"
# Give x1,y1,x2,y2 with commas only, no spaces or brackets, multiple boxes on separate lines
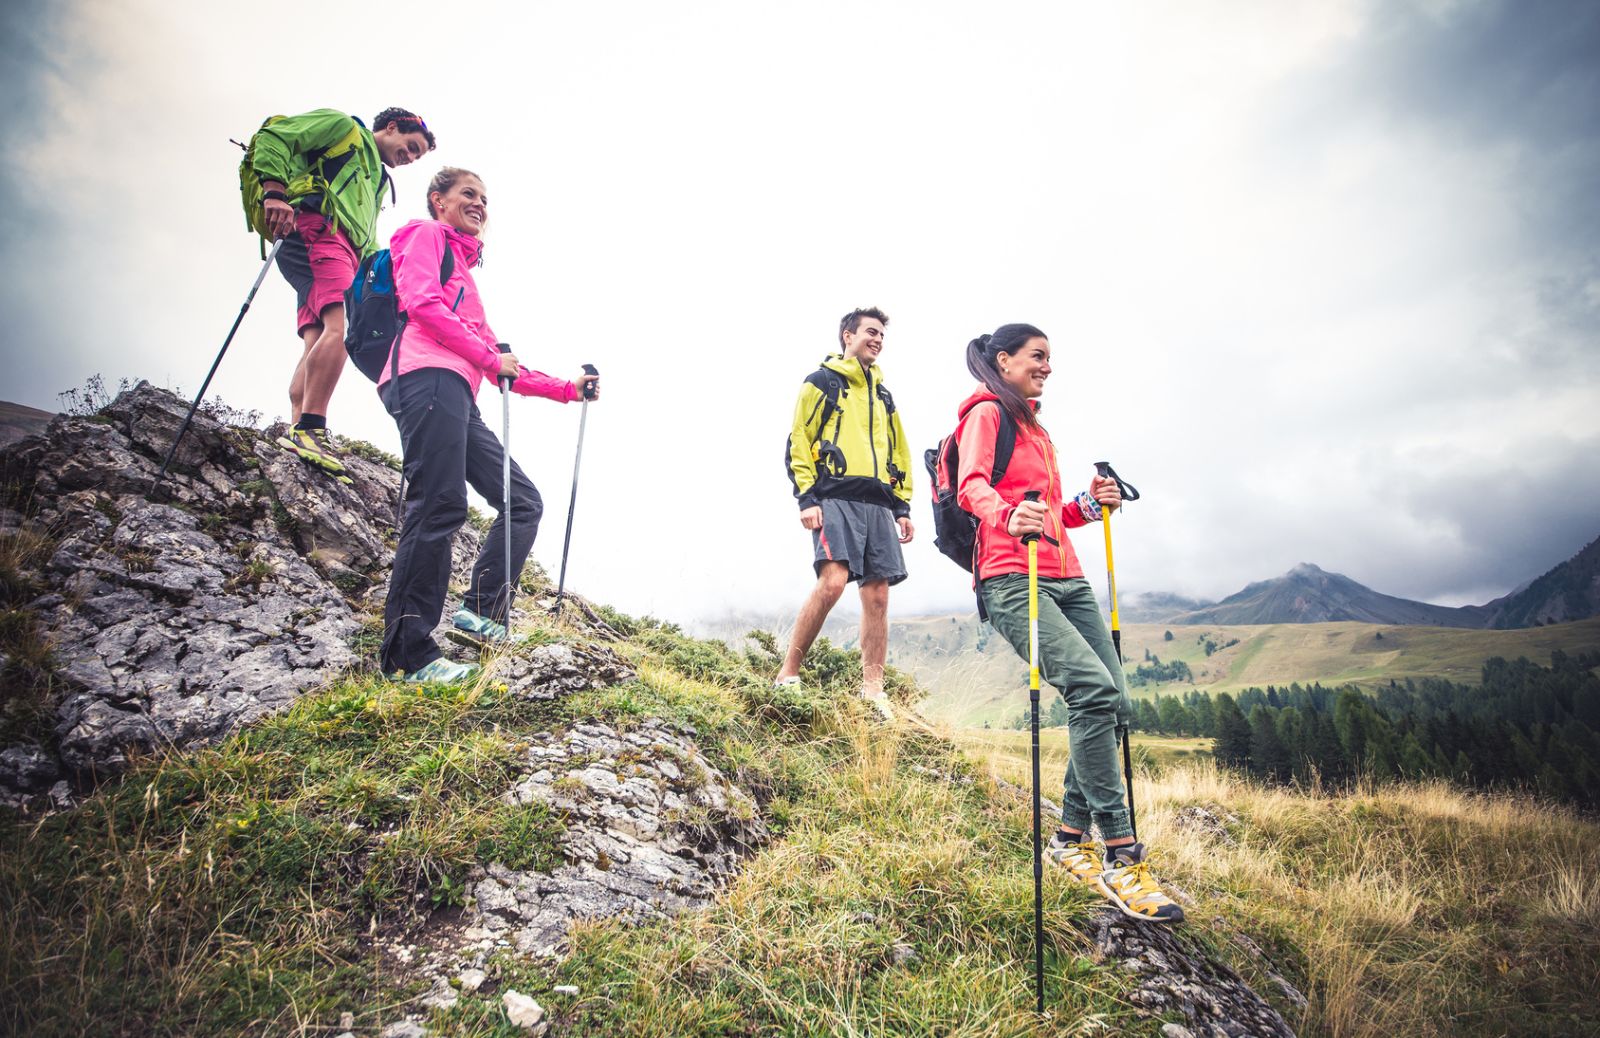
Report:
861,690,895,722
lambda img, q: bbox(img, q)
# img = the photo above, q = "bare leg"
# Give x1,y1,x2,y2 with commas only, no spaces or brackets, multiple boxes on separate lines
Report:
858,578,888,694
299,305,348,419
775,562,849,680
288,324,319,424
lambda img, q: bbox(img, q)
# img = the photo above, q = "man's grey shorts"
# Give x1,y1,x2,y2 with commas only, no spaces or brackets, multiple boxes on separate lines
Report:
811,498,907,585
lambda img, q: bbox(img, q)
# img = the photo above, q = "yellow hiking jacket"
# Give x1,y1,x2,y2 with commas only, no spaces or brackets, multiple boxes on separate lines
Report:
785,355,913,518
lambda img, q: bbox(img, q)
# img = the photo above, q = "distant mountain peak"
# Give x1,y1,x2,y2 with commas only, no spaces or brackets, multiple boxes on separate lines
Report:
1166,563,1488,628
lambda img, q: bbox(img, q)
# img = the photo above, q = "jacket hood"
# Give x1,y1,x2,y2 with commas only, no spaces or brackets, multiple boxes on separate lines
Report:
958,385,1038,420
821,353,884,386
392,218,485,267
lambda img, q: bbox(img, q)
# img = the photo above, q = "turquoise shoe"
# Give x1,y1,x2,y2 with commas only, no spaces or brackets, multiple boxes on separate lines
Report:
397,658,481,684
450,608,510,645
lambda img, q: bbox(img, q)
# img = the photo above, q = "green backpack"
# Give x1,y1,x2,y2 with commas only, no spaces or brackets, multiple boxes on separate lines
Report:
236,115,368,254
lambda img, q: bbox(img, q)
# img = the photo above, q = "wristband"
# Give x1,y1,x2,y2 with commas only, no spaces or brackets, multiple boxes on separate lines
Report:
262,190,290,204
1074,490,1104,522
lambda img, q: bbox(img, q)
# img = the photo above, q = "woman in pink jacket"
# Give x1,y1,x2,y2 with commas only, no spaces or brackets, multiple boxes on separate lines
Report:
378,167,598,683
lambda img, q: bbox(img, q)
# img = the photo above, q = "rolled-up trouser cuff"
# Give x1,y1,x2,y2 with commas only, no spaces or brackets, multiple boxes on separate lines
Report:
1096,811,1134,842
1060,805,1092,833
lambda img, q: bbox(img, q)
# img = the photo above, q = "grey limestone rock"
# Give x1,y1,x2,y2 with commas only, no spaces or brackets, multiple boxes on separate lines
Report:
0,383,491,796
1090,912,1298,1037
463,718,768,959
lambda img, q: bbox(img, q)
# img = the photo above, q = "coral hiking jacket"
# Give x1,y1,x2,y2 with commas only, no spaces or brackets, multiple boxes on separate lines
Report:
378,219,577,404
954,388,1097,582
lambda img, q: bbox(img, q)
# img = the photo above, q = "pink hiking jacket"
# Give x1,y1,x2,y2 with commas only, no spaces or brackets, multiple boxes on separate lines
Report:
378,219,576,403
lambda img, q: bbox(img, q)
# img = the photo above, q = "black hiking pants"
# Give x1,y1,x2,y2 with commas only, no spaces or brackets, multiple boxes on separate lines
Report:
380,368,542,674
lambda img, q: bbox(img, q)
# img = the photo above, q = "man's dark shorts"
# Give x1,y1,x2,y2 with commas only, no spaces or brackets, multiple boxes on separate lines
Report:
811,498,907,585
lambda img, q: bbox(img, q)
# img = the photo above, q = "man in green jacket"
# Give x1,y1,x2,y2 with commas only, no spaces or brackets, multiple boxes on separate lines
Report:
245,106,434,474
776,307,914,720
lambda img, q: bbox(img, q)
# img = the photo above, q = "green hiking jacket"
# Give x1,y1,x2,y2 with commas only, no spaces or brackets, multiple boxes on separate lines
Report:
245,108,387,255
785,354,913,518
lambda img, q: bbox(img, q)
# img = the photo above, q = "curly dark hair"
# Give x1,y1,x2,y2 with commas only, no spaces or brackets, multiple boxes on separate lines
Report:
838,307,889,348
372,107,436,151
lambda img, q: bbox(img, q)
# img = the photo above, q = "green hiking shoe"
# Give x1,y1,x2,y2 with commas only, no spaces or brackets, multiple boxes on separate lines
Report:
395,657,481,685
1099,843,1186,924
276,427,347,475
449,608,510,646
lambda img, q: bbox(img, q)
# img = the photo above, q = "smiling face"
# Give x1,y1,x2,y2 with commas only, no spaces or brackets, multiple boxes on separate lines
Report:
997,336,1051,398
841,317,886,367
373,125,431,169
431,175,488,237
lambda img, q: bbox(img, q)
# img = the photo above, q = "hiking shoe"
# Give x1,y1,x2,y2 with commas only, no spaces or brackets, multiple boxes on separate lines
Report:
1047,832,1104,885
861,690,896,722
771,676,802,690
276,427,347,474
1099,843,1185,924
396,658,481,685
450,607,510,645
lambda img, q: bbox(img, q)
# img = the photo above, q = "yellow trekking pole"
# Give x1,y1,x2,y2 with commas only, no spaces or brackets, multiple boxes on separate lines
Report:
1094,461,1141,840
1021,489,1045,1015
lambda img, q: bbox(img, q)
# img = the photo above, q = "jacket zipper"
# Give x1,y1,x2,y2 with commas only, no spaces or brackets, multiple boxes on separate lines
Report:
1045,436,1067,572
864,363,879,480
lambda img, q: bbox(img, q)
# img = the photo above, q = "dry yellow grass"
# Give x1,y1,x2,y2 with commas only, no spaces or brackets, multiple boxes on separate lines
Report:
950,729,1600,1038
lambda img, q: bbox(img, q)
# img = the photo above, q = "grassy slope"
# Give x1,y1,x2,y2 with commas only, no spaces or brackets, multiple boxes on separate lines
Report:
895,615,1600,728
955,732,1600,1038
4,609,1596,1037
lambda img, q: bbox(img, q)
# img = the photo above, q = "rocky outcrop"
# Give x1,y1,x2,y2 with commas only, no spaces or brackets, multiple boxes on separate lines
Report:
374,716,769,1034
1093,912,1301,1037
0,383,471,794
478,718,769,956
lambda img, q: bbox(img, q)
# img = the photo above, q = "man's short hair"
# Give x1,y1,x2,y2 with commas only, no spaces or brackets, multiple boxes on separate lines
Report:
373,107,437,151
839,307,889,347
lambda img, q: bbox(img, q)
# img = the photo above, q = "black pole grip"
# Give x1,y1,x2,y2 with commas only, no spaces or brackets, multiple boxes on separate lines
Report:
497,343,513,390
581,363,599,401
1020,489,1042,545
1093,460,1141,502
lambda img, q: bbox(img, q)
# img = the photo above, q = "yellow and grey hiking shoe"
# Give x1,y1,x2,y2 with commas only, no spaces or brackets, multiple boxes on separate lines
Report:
276,427,347,475
396,657,481,685
1099,843,1185,924
1047,832,1104,885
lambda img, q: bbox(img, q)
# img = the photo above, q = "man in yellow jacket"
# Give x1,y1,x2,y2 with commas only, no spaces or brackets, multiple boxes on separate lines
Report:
776,307,914,720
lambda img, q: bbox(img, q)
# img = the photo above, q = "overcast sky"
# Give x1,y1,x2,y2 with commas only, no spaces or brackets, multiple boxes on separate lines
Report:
2,0,1596,626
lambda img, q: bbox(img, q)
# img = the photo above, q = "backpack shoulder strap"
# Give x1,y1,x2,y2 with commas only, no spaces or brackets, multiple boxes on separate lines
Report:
991,404,1018,485
439,245,455,286
803,366,846,437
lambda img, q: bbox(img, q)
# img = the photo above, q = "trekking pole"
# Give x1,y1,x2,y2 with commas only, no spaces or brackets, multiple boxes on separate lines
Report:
1094,461,1142,840
151,238,284,493
1022,489,1046,1016
553,364,599,615
498,344,515,624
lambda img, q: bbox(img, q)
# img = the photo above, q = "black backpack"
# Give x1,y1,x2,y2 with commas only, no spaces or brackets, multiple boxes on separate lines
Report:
344,247,456,383
924,399,1018,572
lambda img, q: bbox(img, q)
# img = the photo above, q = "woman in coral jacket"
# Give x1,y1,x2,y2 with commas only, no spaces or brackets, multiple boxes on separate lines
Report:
956,322,1182,924
378,167,598,684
